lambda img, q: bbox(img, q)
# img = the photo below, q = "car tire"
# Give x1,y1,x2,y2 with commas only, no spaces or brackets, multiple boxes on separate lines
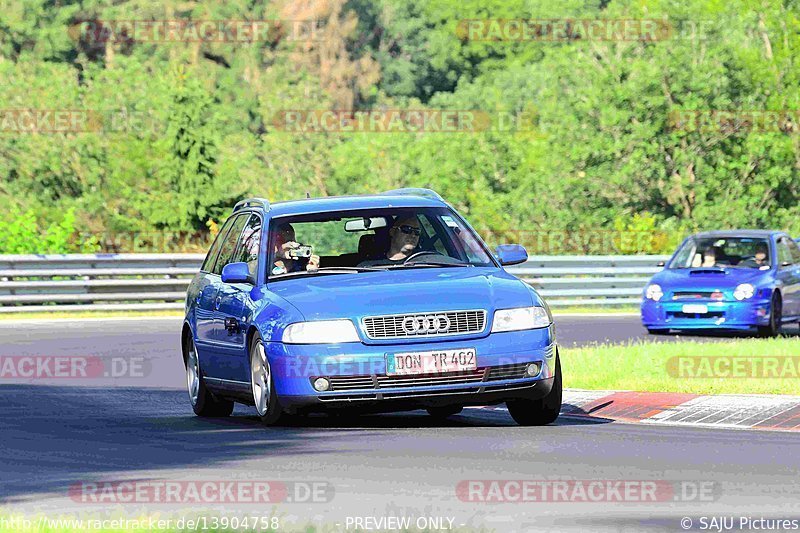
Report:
185,333,234,417
249,332,287,426
647,328,669,335
426,406,463,419
506,353,562,426
758,292,783,338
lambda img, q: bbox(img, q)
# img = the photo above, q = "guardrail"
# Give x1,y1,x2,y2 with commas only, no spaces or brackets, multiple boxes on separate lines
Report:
0,253,669,312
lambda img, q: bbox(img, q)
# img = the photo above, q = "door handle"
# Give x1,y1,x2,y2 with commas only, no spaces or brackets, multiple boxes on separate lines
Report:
224,317,239,335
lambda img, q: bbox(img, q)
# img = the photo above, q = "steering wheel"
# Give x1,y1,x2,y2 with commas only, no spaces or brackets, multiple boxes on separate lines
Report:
403,250,443,264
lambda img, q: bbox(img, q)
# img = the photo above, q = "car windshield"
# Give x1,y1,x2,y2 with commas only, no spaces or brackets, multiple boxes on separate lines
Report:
267,207,496,279
669,236,771,269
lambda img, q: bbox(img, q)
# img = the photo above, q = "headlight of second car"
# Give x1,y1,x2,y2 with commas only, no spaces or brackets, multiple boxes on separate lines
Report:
491,306,551,333
283,320,361,344
733,283,755,301
645,283,663,301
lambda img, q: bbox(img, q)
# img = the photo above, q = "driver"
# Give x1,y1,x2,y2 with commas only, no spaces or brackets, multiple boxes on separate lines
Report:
740,242,770,268
271,223,320,275
359,216,421,267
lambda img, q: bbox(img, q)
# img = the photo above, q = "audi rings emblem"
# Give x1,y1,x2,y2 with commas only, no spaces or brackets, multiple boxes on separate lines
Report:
402,314,451,335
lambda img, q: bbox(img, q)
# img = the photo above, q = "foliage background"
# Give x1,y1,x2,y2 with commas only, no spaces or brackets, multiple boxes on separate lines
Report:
0,0,798,254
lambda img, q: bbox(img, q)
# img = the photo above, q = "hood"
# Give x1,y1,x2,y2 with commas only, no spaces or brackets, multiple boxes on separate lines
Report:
651,267,769,290
268,267,533,321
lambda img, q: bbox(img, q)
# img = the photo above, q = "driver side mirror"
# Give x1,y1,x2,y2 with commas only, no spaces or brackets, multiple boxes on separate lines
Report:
657,261,666,267
495,244,528,266
221,262,253,284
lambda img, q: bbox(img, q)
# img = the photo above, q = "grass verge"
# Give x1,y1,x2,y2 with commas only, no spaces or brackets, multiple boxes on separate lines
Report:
561,337,800,395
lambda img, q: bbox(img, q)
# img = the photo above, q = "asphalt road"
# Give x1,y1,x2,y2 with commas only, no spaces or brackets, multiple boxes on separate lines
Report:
1,317,800,532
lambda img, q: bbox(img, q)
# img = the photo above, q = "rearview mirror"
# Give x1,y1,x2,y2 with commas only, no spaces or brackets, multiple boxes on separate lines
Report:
345,217,388,232
221,262,253,284
495,244,528,266
657,261,666,267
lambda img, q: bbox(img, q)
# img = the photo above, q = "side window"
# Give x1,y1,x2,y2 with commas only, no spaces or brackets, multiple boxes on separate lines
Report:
777,238,794,267
233,215,263,280
786,238,800,264
201,217,236,272
212,215,249,275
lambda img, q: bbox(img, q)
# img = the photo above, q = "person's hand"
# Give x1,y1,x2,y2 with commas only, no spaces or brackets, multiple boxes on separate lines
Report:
306,254,320,271
279,241,300,260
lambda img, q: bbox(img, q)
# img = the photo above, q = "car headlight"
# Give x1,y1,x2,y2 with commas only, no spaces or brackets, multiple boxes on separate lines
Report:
645,284,663,301
282,320,361,344
734,283,755,301
491,306,551,333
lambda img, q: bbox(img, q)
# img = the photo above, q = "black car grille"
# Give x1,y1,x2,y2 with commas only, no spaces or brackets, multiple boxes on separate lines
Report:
321,361,535,392
361,310,486,340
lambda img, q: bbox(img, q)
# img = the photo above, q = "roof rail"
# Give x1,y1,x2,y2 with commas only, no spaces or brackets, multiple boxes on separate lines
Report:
382,188,446,203
232,198,271,213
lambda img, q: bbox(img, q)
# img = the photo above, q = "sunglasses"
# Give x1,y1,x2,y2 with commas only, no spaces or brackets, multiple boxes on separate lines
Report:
397,225,421,236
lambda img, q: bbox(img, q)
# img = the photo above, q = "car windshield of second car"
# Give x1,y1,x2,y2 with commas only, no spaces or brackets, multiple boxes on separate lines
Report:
669,237,772,269
266,207,495,279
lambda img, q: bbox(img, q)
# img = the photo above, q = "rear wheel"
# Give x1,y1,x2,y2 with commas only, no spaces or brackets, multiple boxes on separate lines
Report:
185,334,234,417
426,406,463,419
249,333,286,425
758,292,783,338
506,353,562,426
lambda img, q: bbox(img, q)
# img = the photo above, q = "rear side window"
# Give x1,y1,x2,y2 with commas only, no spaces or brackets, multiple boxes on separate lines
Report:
201,217,236,272
777,238,794,266
233,214,263,280
787,239,800,264
212,214,249,275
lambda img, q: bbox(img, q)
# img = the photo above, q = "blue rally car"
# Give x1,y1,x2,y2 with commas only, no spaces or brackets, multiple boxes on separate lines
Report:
182,189,561,426
642,230,800,336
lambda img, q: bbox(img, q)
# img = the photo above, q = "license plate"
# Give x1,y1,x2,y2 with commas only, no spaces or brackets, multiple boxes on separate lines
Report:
682,304,708,314
386,348,477,376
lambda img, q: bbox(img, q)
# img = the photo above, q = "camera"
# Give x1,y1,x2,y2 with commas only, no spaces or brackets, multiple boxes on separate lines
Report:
287,244,313,260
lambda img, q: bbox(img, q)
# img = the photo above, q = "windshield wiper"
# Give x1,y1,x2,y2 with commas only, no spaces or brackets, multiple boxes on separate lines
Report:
269,266,383,280
381,261,471,269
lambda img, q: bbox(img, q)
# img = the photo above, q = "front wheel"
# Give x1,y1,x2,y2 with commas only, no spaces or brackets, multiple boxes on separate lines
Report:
506,353,562,426
249,333,286,425
185,334,234,417
758,292,783,338
647,328,669,335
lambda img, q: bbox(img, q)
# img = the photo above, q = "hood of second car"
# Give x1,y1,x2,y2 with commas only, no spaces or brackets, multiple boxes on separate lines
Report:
267,268,532,321
652,267,768,290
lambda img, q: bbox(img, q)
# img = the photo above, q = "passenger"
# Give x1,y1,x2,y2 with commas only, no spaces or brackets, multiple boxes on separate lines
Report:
359,216,421,266
701,246,717,267
271,223,320,275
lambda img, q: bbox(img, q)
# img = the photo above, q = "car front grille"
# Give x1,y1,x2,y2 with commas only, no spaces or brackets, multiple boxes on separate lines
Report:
672,291,714,300
322,361,533,392
361,310,487,340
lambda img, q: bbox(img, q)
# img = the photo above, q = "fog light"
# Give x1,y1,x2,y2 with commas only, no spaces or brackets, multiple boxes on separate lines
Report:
313,377,330,392
525,363,541,377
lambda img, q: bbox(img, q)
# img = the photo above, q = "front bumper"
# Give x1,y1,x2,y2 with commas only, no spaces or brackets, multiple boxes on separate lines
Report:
641,298,772,330
263,327,557,413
